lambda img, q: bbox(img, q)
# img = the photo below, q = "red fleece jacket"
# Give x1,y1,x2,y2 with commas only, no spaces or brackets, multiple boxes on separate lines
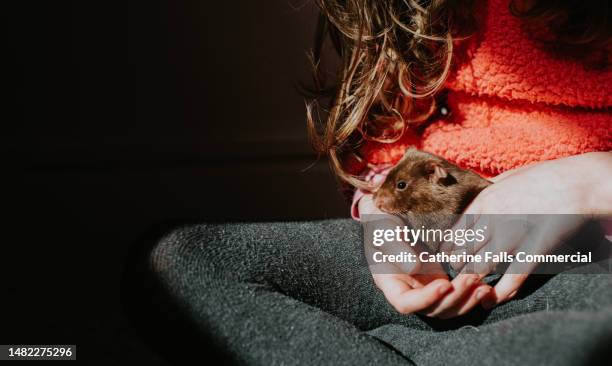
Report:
346,0,611,178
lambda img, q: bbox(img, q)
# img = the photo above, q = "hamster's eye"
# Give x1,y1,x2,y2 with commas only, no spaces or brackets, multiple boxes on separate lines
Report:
396,181,407,190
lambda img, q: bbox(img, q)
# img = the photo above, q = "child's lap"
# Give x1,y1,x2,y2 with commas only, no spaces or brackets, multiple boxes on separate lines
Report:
150,219,612,329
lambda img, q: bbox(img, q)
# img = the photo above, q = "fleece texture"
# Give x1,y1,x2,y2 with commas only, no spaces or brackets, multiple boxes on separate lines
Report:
347,0,612,177
142,219,612,365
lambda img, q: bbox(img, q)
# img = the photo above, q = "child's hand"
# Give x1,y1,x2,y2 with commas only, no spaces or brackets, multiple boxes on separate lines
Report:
362,152,612,318
360,194,490,316
435,152,612,316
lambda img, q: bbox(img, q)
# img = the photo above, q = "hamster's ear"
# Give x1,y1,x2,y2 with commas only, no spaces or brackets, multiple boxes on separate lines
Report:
425,161,448,182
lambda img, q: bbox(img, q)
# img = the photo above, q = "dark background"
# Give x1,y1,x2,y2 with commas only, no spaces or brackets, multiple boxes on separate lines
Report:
4,1,347,363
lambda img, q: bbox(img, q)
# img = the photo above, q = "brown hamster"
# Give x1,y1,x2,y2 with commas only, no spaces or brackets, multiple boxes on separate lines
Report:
373,149,491,251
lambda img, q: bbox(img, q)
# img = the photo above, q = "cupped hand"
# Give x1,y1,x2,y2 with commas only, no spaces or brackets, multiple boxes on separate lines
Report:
360,194,491,316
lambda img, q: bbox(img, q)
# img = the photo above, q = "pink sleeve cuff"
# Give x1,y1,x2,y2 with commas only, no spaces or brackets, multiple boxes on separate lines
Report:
351,165,393,221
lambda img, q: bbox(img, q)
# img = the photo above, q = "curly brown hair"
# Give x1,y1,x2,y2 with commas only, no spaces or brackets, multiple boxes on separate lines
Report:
306,0,611,191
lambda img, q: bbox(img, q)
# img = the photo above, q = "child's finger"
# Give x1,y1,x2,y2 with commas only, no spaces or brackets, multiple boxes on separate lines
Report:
481,233,550,308
376,275,452,314
394,279,453,314
437,284,492,319
483,273,529,309
423,274,479,317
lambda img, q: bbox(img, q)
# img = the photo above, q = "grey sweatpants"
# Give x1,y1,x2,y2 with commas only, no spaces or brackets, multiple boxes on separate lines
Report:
149,219,612,365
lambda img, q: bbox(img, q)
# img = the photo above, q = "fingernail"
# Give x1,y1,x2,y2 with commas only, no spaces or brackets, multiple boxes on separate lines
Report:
438,283,452,295
475,288,490,301
508,290,518,299
481,297,496,310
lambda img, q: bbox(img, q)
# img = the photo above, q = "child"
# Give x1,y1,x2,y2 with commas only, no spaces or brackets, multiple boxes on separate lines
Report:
146,0,612,363
307,0,612,318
